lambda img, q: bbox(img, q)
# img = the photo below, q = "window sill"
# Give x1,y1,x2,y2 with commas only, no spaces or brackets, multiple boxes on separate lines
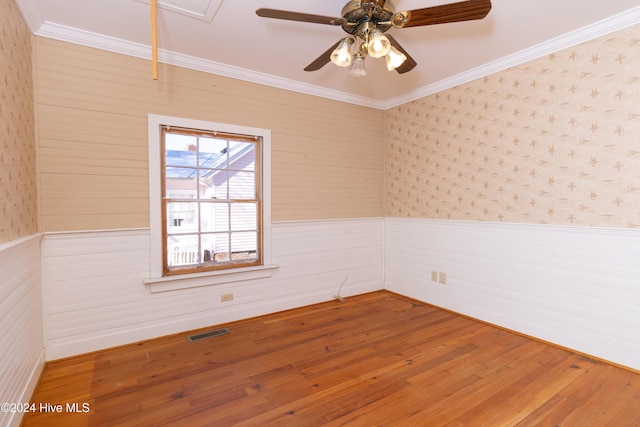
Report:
144,264,279,293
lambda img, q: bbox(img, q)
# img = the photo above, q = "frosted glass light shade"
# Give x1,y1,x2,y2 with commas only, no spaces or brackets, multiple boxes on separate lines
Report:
349,53,367,77
367,30,391,58
385,46,407,71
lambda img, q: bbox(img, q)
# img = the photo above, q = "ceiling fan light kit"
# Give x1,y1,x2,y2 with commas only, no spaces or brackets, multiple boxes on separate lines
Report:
329,21,396,76
256,0,491,76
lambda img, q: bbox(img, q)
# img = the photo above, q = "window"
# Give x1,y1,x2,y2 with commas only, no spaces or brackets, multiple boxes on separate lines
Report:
147,115,273,289
162,127,262,275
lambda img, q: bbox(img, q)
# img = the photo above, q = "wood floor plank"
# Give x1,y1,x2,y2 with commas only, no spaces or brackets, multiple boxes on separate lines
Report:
580,367,640,425
21,291,640,426
602,384,640,426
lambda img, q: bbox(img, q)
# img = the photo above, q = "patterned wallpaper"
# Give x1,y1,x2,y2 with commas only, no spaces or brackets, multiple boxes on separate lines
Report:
0,0,38,243
385,24,640,228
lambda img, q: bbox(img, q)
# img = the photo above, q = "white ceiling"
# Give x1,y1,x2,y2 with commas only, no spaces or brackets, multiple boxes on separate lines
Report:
15,0,640,109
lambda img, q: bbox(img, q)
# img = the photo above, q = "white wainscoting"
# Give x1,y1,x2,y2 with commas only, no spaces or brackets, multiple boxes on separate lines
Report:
42,219,384,360
384,217,640,371
0,234,45,427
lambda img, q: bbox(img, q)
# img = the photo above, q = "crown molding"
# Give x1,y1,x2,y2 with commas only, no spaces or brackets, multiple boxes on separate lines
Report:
32,6,639,111
383,6,640,109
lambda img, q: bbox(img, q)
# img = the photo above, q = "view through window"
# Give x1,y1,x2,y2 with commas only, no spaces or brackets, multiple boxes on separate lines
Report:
162,126,262,275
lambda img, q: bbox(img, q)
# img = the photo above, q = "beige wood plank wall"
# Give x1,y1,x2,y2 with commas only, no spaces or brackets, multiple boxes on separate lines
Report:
34,37,384,232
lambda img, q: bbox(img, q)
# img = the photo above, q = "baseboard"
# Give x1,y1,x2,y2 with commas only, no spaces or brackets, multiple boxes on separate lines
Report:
6,350,45,427
45,281,382,361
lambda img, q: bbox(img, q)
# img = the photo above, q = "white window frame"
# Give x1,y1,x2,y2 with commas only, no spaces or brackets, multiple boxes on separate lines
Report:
145,114,276,292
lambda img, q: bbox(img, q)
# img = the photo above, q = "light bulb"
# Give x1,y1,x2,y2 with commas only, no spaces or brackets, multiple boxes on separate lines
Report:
330,38,354,68
385,46,407,71
335,51,350,66
367,30,391,58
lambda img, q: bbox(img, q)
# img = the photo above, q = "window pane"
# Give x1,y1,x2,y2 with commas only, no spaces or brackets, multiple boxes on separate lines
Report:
201,234,217,263
165,134,198,167
229,171,255,199
167,234,199,267
166,202,198,233
203,233,229,262
228,141,255,172
199,137,228,169
200,202,229,232
165,168,198,198
231,232,258,260
230,203,257,231
212,170,228,199
197,172,214,199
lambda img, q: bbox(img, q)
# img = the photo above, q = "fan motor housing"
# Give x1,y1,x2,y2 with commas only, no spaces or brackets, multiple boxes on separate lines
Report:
340,0,395,34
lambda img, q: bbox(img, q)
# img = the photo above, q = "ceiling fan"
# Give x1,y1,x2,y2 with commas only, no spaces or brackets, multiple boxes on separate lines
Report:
256,0,492,76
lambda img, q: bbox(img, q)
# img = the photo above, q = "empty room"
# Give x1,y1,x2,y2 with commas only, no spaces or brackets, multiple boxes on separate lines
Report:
1,0,640,425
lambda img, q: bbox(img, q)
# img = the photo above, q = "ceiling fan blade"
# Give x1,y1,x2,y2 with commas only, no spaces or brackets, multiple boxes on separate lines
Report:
256,8,343,25
395,0,491,28
304,40,342,72
385,35,417,74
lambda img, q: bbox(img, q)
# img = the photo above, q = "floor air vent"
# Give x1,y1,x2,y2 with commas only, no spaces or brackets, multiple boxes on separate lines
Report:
188,328,230,342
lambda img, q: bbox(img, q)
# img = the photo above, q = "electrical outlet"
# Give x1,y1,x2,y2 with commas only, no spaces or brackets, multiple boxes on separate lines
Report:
221,293,234,302
438,272,447,285
431,271,438,282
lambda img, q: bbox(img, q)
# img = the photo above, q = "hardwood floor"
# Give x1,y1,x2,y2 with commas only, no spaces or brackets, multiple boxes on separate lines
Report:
22,291,640,426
